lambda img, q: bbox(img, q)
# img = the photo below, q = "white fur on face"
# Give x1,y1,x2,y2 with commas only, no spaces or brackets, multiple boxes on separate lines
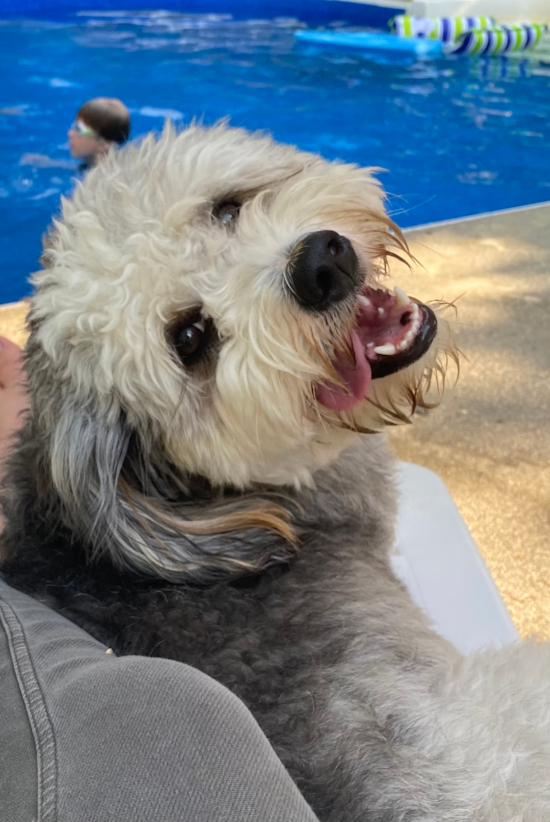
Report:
31,122,449,488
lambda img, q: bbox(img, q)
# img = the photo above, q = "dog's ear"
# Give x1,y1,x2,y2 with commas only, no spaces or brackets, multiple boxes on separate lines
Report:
45,389,296,582
48,397,132,558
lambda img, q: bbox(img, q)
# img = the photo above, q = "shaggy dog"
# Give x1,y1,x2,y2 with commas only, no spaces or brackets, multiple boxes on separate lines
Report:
2,123,550,821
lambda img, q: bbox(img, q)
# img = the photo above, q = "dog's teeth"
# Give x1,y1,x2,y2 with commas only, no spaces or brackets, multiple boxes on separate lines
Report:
358,295,371,308
398,340,408,351
366,342,375,348
377,307,385,316
394,286,409,308
374,343,396,356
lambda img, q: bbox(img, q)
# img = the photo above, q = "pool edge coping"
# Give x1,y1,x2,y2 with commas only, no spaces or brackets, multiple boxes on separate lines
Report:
404,199,550,232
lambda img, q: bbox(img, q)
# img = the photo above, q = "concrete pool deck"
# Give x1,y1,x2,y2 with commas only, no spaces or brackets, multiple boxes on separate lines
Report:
391,202,550,641
1,203,549,640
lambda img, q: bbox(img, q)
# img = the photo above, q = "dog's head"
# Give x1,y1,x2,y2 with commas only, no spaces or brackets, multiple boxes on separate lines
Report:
26,123,454,578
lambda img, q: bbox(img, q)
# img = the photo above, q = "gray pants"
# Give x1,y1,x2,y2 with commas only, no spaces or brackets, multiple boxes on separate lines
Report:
0,578,319,822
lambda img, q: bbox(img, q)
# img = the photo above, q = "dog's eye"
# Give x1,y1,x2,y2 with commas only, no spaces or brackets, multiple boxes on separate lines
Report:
168,313,220,370
213,200,241,226
173,319,208,364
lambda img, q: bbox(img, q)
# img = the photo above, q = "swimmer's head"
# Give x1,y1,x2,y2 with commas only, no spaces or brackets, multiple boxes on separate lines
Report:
68,97,130,165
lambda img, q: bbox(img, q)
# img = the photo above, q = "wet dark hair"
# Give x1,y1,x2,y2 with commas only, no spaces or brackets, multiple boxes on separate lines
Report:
77,97,131,145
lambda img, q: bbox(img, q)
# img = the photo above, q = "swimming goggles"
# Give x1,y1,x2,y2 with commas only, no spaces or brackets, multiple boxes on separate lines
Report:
70,119,103,140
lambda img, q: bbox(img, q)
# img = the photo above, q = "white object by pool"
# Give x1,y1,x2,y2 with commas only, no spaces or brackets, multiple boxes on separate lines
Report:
393,462,519,653
410,1,550,26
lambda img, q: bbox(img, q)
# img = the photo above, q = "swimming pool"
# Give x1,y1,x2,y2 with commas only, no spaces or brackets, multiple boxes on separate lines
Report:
1,10,549,303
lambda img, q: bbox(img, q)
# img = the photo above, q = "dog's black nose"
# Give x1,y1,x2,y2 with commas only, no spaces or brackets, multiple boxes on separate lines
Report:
288,230,359,311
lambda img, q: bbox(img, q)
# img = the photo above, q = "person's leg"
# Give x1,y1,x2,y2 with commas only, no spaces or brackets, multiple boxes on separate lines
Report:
0,337,27,533
0,578,319,822
0,336,27,472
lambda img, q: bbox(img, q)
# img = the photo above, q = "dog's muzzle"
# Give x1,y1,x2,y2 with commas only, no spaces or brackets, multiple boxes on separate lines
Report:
288,230,360,312
287,231,438,413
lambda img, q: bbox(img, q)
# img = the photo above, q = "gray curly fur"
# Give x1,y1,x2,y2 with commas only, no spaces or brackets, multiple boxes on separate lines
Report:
6,406,550,821
2,409,463,822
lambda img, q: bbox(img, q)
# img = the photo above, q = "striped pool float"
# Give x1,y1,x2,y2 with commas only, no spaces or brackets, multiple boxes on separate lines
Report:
392,15,495,44
449,23,548,55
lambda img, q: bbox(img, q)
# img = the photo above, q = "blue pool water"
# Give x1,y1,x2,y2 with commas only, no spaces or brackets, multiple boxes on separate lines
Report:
1,10,550,303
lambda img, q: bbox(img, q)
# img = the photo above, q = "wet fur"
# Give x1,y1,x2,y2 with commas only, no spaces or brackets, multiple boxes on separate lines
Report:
2,124,550,821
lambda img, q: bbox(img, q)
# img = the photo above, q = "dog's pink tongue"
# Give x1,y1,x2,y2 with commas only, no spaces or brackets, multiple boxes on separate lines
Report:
316,330,371,412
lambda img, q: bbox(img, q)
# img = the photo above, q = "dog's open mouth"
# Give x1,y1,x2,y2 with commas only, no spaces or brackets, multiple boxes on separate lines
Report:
316,286,437,412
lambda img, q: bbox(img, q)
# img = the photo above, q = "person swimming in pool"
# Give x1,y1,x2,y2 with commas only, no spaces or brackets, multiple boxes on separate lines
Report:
20,97,131,174
68,97,131,170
